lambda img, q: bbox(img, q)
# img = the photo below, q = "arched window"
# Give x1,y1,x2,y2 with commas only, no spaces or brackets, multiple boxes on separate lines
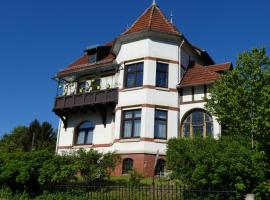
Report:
75,121,95,145
182,109,213,137
155,159,166,176
122,158,133,174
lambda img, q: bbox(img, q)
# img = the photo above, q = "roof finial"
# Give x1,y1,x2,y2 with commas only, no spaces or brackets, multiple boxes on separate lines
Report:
152,0,156,6
170,11,173,24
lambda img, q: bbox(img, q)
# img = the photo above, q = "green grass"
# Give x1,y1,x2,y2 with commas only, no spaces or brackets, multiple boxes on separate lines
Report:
107,176,173,185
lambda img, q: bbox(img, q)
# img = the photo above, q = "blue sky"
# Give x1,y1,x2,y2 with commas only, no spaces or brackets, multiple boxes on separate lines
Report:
0,0,269,136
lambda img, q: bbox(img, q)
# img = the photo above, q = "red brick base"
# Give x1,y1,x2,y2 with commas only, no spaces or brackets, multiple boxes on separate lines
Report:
112,153,165,177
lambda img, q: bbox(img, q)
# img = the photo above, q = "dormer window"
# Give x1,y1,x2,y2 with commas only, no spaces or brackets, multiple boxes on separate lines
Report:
89,53,97,64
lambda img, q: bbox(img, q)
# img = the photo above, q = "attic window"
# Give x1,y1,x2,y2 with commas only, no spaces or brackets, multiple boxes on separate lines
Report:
89,53,97,64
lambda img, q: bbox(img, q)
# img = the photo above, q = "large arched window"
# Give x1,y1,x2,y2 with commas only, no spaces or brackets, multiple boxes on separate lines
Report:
182,109,213,137
122,158,133,174
75,121,95,145
155,159,166,176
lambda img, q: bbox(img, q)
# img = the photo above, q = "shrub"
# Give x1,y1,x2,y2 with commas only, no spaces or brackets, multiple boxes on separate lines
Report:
0,149,119,197
73,149,120,183
166,136,269,198
128,170,144,185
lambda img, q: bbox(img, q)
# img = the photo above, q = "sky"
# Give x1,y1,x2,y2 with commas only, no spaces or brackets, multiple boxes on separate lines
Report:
0,0,269,136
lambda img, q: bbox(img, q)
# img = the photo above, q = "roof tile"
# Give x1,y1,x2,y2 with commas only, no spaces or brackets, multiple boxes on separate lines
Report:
123,4,180,36
178,64,222,88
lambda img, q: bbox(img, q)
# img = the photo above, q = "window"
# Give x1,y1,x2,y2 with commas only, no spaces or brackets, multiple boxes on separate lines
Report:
182,109,213,137
156,62,168,88
89,53,97,63
75,121,95,145
154,110,167,139
122,109,141,138
122,158,133,174
124,62,143,88
155,159,166,176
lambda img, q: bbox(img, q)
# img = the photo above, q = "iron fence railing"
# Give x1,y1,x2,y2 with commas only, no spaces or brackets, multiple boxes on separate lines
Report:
47,184,237,200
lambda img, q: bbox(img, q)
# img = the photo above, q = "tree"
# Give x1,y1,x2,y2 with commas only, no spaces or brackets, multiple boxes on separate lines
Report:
0,119,56,153
0,126,28,152
205,48,270,149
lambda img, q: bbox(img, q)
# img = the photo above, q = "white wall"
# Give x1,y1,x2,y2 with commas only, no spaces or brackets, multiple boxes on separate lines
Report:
57,109,114,152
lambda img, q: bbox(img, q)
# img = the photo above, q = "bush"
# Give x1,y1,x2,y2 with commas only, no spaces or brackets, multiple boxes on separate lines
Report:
0,151,53,195
0,149,119,197
166,136,269,198
74,149,120,183
128,170,144,185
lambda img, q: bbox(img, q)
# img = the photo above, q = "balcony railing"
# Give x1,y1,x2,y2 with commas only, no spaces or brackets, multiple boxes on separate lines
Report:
54,88,118,111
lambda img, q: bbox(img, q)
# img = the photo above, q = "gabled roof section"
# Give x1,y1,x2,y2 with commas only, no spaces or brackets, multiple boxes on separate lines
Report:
178,63,223,88
206,62,232,72
123,4,180,36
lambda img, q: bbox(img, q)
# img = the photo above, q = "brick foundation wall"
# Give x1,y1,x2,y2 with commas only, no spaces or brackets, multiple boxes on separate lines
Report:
112,153,165,177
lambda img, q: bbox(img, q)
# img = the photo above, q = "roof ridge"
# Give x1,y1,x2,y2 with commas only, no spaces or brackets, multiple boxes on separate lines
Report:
206,62,232,67
155,6,180,34
149,5,155,29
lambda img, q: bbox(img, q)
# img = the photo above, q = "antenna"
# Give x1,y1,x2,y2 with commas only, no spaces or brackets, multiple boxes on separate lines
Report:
152,0,156,5
170,11,173,24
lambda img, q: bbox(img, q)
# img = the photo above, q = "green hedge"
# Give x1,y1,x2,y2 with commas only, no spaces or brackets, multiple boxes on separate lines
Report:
166,136,270,199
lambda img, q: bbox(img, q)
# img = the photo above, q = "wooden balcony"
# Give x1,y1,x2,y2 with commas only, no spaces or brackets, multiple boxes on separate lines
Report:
53,88,118,128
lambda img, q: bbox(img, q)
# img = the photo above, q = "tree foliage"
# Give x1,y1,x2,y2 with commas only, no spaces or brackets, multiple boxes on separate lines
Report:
0,119,56,152
0,149,119,195
205,48,270,148
166,137,269,198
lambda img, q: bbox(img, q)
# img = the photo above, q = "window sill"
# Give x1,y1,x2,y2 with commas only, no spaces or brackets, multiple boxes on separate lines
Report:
156,87,169,92
72,144,93,148
154,139,167,143
119,138,141,143
120,87,143,92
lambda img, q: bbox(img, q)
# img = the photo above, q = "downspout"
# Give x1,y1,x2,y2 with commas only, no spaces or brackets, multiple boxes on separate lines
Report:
177,39,185,138
55,119,61,154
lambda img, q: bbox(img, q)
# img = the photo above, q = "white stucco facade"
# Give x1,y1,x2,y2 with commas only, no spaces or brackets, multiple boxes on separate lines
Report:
56,38,221,156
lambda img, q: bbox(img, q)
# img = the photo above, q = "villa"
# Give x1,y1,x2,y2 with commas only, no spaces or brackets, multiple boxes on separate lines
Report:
53,2,231,177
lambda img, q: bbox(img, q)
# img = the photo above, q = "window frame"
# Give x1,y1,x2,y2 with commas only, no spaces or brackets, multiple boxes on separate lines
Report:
89,53,97,64
154,159,166,176
74,121,95,145
181,109,213,138
122,158,133,174
154,109,168,140
155,62,169,88
124,62,144,88
121,109,142,139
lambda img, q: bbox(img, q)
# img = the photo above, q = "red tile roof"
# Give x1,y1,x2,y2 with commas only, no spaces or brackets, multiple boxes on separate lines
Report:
57,41,116,77
57,53,115,77
178,63,226,88
123,4,180,36
207,62,232,72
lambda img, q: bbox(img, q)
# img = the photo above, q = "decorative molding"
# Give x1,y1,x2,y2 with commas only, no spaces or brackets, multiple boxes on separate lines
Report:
180,100,206,105
119,85,177,92
115,104,179,111
121,56,179,65
57,137,167,150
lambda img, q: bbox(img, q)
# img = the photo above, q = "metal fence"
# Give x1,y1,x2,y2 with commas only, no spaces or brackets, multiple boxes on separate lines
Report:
48,184,237,200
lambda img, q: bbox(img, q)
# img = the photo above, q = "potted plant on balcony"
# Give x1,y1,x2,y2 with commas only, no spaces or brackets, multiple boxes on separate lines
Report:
106,83,111,89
